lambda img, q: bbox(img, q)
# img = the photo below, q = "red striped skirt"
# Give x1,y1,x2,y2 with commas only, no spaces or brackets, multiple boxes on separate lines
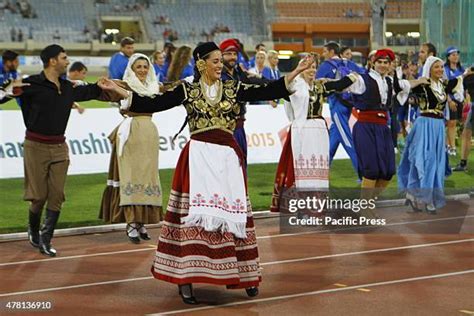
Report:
270,129,295,212
151,131,261,289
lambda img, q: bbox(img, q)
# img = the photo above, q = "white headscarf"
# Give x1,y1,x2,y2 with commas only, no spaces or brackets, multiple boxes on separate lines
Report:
122,53,160,96
421,55,448,99
117,53,160,157
421,56,444,79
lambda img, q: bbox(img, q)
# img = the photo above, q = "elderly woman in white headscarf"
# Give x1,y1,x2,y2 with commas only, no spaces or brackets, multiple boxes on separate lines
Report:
398,56,473,214
99,53,164,243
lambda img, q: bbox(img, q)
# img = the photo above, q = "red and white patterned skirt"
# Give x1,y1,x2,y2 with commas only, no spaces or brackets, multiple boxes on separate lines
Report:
271,119,330,212
151,130,262,289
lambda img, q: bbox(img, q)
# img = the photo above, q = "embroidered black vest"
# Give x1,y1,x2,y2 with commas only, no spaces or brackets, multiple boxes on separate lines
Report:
183,80,241,135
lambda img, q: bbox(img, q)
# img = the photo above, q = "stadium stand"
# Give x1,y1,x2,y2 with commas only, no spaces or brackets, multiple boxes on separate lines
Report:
386,0,421,19
1,0,269,45
273,0,370,23
0,0,90,43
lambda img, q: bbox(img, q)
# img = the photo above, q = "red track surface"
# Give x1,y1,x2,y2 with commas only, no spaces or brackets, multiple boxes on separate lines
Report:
0,200,473,315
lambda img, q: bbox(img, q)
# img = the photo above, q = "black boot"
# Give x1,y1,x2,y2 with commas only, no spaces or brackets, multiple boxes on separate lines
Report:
28,210,42,248
178,284,199,305
39,210,60,257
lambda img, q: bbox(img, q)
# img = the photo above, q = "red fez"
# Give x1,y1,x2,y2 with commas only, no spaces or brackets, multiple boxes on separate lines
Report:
373,49,395,62
219,39,240,53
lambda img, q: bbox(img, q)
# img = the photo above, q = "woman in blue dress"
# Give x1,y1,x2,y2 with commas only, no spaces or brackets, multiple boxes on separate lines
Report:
398,56,472,214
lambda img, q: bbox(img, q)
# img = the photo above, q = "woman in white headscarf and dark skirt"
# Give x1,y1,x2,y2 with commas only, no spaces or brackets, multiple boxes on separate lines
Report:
118,42,314,304
398,56,472,214
99,53,164,243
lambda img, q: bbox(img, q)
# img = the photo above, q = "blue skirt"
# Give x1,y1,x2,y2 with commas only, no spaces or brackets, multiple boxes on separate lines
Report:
398,117,446,208
352,122,395,180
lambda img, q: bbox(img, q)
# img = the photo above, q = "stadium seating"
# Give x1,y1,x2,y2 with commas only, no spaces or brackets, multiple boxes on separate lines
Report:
0,0,267,44
0,0,89,43
386,0,421,19
274,1,371,22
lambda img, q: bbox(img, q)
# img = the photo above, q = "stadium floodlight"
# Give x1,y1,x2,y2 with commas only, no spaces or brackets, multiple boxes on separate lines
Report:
385,32,393,38
408,32,420,38
279,50,293,55
105,28,120,35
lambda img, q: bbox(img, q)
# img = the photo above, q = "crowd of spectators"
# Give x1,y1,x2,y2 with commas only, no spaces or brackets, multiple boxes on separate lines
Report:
9,26,34,41
153,15,170,25
0,0,36,19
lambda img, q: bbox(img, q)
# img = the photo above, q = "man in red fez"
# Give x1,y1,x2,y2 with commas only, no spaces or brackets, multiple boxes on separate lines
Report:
218,38,272,171
220,38,241,81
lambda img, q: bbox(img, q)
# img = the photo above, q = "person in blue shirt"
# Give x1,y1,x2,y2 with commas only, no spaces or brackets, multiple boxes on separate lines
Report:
235,39,250,70
152,50,167,82
108,37,135,80
261,50,282,108
0,50,20,105
444,46,465,156
166,45,194,81
316,42,364,178
248,43,266,69
261,50,281,81
162,42,176,80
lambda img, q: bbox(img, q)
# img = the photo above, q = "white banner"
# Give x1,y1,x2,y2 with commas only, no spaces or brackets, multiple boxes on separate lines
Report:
20,56,111,68
0,104,349,179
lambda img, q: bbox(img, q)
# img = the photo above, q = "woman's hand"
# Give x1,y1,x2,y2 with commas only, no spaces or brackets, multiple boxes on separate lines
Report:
3,79,30,96
448,99,457,111
294,54,315,74
287,55,315,83
98,77,129,98
462,67,474,78
409,77,429,88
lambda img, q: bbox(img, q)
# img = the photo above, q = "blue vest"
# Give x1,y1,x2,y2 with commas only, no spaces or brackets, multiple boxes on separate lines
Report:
352,74,393,111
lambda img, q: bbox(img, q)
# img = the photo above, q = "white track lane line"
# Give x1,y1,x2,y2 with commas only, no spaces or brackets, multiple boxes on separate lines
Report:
0,215,472,267
0,238,472,297
150,269,474,315
259,238,474,266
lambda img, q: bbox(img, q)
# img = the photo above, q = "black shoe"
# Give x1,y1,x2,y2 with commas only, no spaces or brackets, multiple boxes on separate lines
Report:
28,210,42,248
138,224,151,240
405,198,422,213
452,164,467,172
126,223,141,244
139,233,151,240
178,285,199,305
39,210,60,257
246,287,259,297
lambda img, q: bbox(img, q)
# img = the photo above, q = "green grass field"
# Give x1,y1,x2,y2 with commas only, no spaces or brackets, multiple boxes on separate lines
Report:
1,153,473,233
1,76,473,233
0,76,109,110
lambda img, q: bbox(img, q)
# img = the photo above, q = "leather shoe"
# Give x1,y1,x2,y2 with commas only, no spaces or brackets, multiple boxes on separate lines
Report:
178,285,199,305
246,287,259,297
126,223,141,244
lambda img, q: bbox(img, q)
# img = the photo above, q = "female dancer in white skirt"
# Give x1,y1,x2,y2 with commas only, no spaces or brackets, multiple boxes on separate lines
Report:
118,42,314,304
271,55,358,212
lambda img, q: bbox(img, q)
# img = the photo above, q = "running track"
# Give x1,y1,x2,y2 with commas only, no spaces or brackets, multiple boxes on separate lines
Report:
0,200,473,315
